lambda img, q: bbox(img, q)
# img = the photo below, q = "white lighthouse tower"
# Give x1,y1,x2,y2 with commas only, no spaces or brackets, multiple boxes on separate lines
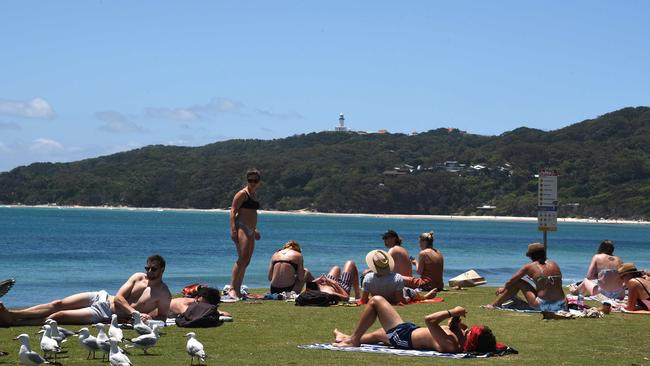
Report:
335,112,349,132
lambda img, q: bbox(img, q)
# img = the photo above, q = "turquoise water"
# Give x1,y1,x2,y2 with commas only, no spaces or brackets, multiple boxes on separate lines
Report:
1,207,649,307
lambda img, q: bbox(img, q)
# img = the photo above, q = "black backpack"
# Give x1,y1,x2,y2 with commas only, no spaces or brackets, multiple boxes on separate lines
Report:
295,290,340,307
175,302,223,328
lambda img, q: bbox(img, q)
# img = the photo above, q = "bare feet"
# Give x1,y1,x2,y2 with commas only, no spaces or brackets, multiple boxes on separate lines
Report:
333,328,350,343
333,338,360,348
0,302,13,326
227,289,240,300
482,304,496,309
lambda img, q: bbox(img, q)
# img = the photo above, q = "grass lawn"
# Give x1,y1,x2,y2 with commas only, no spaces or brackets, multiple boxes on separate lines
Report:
1,287,649,365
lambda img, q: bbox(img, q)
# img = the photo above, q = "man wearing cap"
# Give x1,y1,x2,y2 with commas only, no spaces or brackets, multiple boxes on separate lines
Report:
618,263,650,314
360,250,406,304
382,230,413,277
485,243,566,312
334,295,498,354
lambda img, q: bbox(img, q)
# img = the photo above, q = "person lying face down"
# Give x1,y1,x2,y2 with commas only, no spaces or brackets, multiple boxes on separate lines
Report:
618,263,650,314
334,295,497,354
486,243,566,312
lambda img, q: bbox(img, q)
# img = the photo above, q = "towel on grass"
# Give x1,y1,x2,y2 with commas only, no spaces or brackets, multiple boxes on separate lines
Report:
299,343,517,358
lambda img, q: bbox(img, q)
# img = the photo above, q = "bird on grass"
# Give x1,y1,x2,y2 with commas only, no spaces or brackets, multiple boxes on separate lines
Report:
109,337,133,366
109,314,124,342
125,324,161,354
76,327,100,359
15,333,49,365
38,325,61,362
185,332,207,365
131,311,153,335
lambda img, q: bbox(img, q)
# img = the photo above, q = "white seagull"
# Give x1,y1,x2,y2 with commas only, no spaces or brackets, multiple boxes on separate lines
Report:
131,311,152,335
15,334,49,366
109,337,133,366
126,324,161,354
38,325,60,362
43,319,68,345
109,314,124,342
185,332,207,365
76,327,100,359
94,322,111,361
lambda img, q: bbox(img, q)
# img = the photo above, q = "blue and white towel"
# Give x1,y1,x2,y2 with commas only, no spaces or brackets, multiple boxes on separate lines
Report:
299,343,486,358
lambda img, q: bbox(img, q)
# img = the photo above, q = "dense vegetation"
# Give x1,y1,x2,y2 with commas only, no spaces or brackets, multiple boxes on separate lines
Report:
1,107,649,219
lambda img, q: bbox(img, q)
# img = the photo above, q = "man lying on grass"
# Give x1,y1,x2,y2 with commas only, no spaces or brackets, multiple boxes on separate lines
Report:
333,295,497,353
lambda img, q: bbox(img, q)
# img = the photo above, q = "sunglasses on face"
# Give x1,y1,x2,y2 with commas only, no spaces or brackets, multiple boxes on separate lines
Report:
247,178,260,183
145,266,159,272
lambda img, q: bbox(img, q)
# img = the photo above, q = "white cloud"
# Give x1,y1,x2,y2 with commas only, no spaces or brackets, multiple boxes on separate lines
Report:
256,109,304,120
0,121,21,131
145,97,243,121
0,97,55,119
30,138,64,154
145,107,198,121
96,111,144,133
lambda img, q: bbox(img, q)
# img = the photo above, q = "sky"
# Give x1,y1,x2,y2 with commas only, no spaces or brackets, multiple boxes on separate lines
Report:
1,1,649,172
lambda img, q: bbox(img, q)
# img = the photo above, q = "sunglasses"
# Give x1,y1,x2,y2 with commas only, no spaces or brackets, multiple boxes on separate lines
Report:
144,266,160,272
247,178,260,183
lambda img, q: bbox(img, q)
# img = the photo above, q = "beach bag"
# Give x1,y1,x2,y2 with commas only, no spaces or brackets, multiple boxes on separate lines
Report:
175,302,223,328
295,290,339,307
181,283,208,297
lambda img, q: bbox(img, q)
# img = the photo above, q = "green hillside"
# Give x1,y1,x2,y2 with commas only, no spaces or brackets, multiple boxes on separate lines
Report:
1,107,649,219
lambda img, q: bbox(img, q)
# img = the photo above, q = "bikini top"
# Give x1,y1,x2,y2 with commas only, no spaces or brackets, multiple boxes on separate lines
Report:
239,190,260,210
536,263,562,285
272,259,299,273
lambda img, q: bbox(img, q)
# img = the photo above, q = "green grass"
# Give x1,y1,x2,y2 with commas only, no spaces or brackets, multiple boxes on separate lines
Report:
1,287,649,365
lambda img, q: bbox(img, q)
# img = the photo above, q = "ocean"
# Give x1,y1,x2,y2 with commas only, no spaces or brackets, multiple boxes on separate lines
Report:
1,206,649,307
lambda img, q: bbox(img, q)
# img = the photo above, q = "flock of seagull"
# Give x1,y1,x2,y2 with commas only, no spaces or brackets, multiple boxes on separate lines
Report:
5,312,208,366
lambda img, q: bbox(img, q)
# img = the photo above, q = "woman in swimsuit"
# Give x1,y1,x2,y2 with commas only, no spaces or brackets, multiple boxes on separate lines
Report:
618,263,650,314
571,240,624,299
227,168,262,300
268,240,309,294
486,242,567,312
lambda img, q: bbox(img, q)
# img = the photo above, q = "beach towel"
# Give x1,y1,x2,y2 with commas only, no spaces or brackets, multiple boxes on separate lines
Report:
406,298,444,305
299,343,517,358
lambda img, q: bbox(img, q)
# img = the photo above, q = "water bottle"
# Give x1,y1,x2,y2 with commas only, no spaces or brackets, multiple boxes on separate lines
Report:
577,293,584,308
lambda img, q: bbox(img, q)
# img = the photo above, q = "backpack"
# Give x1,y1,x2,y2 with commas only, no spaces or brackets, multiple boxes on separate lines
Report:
295,290,340,307
175,302,223,328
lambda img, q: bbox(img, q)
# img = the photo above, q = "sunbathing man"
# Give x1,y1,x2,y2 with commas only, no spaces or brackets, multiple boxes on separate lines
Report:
382,230,412,277
169,287,231,318
403,231,444,292
0,255,171,326
306,261,361,301
334,295,497,354
360,250,406,304
486,243,566,312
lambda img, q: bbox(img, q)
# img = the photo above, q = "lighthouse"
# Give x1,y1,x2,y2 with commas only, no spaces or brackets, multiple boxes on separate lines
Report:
335,112,349,132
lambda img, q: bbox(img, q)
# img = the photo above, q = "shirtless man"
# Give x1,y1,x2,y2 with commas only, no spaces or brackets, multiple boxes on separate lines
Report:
486,243,566,312
382,230,412,277
169,287,230,318
0,255,171,326
403,231,444,291
307,261,361,301
334,295,497,354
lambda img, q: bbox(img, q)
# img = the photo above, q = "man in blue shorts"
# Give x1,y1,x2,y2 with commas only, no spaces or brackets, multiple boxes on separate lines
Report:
334,295,497,353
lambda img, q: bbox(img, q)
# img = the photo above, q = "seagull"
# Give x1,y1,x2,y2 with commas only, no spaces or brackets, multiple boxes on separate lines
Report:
109,337,133,366
131,311,152,335
126,324,161,354
109,314,124,342
38,325,61,362
94,323,111,361
15,333,49,366
43,319,68,345
76,327,100,359
185,332,207,365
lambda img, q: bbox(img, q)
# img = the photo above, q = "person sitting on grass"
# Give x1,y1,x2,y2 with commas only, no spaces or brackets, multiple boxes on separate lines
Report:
485,243,567,312
169,287,231,318
403,231,444,293
570,240,624,299
381,229,412,277
268,240,310,294
306,261,361,301
333,295,497,354
618,263,650,314
360,250,406,305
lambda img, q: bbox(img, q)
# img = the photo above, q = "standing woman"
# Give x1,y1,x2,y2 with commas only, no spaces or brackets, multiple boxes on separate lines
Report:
227,169,262,300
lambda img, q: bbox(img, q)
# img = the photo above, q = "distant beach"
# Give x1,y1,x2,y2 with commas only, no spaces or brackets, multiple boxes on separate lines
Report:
2,204,649,225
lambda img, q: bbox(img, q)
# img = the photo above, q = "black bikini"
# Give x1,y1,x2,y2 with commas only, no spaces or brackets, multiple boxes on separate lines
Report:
635,279,650,310
270,260,299,294
240,190,260,210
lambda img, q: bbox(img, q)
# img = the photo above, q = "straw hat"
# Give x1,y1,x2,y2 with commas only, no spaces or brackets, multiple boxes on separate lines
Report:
526,243,545,257
365,249,394,276
618,262,639,277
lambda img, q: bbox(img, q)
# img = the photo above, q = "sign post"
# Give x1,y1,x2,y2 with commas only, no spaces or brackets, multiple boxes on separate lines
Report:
538,169,558,248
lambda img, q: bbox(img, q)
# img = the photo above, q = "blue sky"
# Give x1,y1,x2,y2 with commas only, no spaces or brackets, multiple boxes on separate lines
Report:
1,1,649,172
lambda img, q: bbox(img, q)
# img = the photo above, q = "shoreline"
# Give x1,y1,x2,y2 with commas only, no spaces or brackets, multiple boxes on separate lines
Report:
2,204,649,226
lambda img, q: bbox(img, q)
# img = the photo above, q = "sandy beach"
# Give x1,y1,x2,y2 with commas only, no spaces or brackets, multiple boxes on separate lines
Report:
2,204,648,226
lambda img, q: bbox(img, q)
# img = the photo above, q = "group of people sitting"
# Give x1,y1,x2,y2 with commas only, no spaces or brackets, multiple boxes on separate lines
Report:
268,229,445,304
